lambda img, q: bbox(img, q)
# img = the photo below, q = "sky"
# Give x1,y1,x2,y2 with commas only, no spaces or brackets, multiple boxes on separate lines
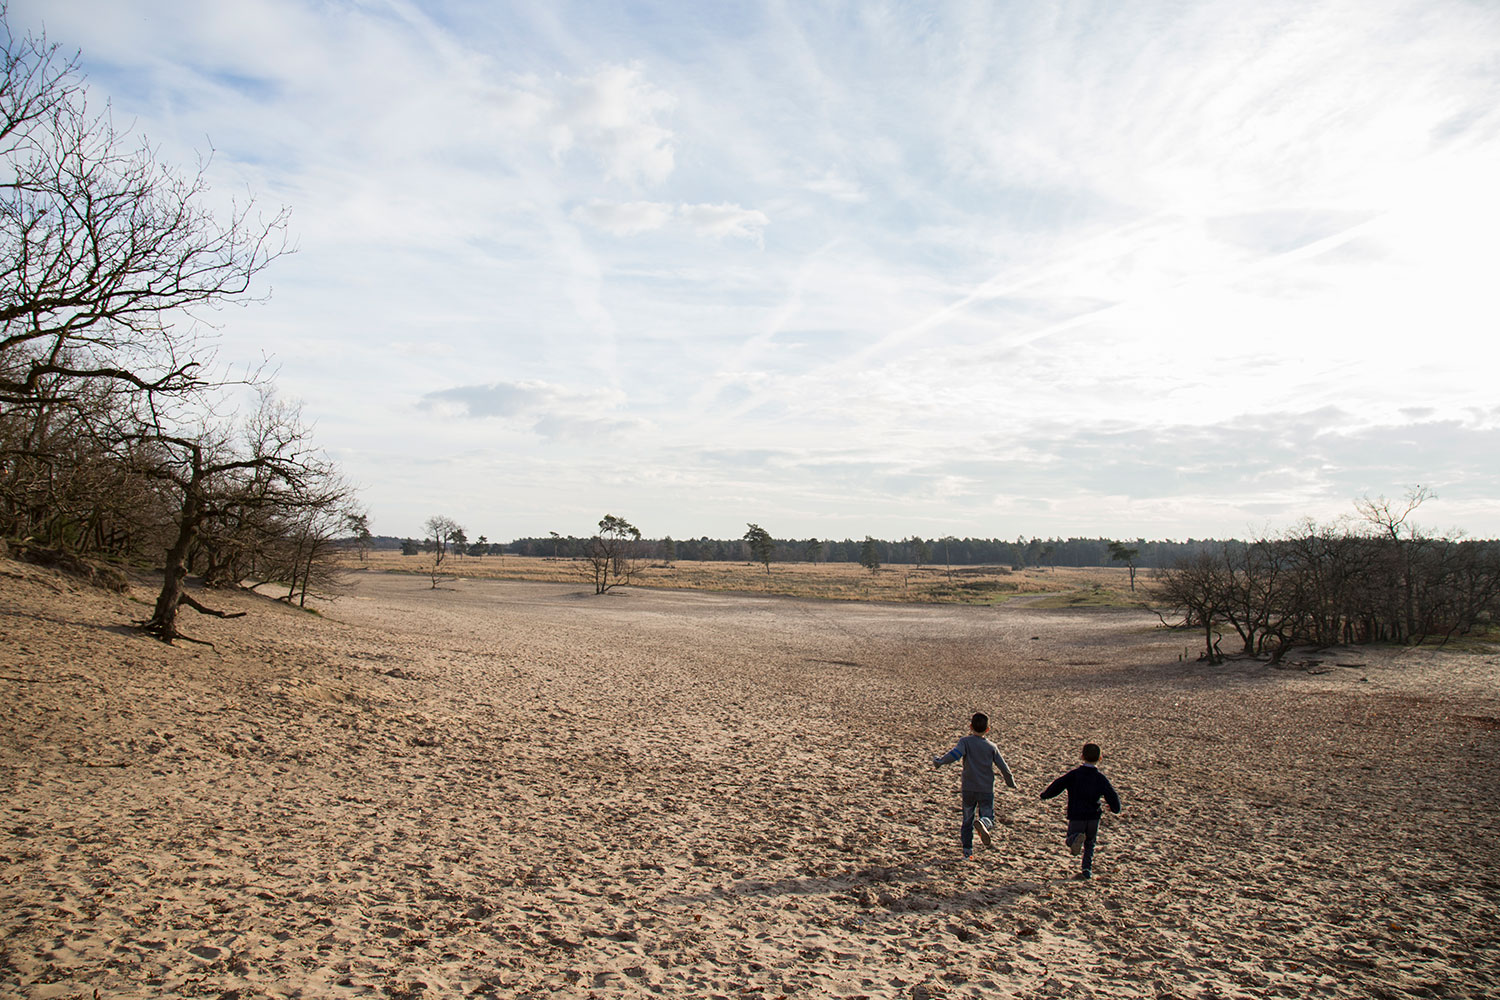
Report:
14,0,1500,542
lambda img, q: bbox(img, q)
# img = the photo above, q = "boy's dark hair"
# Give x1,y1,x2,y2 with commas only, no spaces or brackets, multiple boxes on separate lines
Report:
1082,743,1102,763
971,713,988,732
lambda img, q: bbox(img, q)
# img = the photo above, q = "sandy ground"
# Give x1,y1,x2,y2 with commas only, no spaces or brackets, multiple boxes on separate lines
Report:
2,560,1499,999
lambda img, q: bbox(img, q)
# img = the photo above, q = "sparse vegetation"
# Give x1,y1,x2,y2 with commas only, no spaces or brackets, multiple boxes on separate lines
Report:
357,550,1142,606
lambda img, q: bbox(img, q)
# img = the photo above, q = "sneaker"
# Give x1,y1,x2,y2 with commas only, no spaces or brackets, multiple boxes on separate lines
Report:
976,817,993,847
1068,833,1084,857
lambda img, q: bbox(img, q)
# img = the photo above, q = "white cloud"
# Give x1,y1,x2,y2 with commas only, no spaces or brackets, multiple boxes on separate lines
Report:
679,203,770,243
548,65,676,185
571,200,675,235
805,170,867,203
572,200,771,242
419,380,645,442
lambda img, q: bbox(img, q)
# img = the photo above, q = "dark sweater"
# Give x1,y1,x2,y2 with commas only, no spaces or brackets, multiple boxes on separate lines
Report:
1040,764,1121,820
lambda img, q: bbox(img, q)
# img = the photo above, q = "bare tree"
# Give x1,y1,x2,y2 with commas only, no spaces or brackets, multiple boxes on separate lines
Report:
276,497,364,608
0,8,300,585
1152,550,1229,663
1355,485,1435,643
587,514,640,594
0,377,164,551
131,393,344,643
0,11,290,416
1154,492,1500,661
424,515,462,588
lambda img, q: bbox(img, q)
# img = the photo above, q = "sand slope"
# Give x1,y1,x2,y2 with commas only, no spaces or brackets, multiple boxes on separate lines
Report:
3,562,1498,998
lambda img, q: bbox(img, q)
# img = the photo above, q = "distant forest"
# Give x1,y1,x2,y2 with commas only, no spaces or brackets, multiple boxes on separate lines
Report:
368,533,1212,569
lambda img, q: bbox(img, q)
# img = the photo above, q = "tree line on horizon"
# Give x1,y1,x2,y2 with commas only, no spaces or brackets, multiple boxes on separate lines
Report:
377,531,1235,571
0,16,359,641
398,490,1500,654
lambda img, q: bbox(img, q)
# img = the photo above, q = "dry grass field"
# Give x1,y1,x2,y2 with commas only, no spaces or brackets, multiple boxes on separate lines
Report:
357,551,1144,608
3,557,1498,999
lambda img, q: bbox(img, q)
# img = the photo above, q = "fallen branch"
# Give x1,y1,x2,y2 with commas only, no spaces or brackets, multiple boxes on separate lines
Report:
180,593,247,619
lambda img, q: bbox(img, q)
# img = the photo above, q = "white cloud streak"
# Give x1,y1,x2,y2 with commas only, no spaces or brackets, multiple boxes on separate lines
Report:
571,200,770,241
12,0,1498,539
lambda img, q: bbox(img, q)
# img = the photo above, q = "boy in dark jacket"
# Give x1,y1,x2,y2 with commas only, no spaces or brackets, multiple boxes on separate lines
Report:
933,712,1016,858
1040,742,1121,879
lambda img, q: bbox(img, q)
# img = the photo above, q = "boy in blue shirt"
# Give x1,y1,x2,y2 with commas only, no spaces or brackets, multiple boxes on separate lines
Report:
932,713,1016,858
1040,742,1122,879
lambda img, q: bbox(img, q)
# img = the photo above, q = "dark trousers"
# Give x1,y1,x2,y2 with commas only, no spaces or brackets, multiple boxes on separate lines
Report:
1066,816,1101,872
961,791,995,852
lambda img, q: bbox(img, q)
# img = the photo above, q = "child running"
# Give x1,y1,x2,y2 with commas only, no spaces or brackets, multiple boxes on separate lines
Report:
932,712,1016,859
1039,742,1122,880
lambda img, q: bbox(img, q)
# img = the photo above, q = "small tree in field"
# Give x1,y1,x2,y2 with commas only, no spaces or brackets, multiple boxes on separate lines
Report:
743,523,774,574
346,512,372,563
424,515,462,588
859,536,880,573
805,537,823,563
587,514,641,594
1109,541,1140,591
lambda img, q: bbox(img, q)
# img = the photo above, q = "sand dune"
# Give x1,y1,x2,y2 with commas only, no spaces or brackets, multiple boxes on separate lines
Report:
3,560,1498,998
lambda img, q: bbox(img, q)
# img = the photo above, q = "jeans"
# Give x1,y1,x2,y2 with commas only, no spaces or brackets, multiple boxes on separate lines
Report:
961,791,995,853
1066,816,1101,872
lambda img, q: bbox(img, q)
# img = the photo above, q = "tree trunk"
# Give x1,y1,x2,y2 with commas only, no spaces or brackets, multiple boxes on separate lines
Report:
144,489,199,642
285,551,301,602
299,542,314,608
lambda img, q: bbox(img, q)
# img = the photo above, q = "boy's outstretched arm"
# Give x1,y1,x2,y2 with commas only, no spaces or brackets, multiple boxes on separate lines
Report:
996,752,1017,789
1103,774,1122,814
1039,773,1068,800
932,743,962,768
